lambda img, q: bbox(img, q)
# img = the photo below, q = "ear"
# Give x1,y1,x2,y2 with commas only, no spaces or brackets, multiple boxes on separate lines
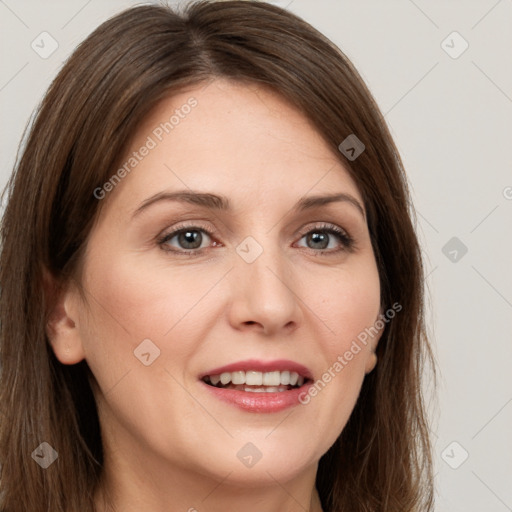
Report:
43,267,86,365
364,305,386,375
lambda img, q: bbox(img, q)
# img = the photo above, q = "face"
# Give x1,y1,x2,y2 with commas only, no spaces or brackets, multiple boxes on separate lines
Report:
49,79,382,490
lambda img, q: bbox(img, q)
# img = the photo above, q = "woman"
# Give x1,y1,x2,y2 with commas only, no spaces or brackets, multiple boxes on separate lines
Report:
0,1,436,511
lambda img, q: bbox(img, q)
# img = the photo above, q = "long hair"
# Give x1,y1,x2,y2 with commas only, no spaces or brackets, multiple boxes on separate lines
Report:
0,2,436,510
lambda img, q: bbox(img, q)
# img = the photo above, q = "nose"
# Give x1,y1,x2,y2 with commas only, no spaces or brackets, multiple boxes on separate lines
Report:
226,239,303,336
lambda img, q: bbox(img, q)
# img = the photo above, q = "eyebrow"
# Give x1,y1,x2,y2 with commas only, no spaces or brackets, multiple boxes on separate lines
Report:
132,190,365,219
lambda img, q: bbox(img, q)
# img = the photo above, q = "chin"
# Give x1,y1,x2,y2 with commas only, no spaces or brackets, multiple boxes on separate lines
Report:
183,434,321,486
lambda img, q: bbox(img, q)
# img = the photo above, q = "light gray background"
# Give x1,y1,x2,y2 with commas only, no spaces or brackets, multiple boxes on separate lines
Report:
1,0,511,510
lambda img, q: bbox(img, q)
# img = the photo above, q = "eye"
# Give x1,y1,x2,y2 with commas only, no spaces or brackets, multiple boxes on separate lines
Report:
157,222,354,256
296,223,354,254
157,223,219,255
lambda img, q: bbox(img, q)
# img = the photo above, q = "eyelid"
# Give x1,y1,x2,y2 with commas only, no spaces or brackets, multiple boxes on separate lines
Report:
296,221,348,238
159,220,217,236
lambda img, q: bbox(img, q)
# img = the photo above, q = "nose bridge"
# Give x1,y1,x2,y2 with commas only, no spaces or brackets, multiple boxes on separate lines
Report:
230,233,301,333
237,234,291,298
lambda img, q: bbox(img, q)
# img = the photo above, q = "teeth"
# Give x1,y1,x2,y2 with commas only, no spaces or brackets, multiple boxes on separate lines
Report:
280,371,290,385
246,371,263,386
263,371,280,386
232,371,245,385
234,385,291,393
205,370,306,388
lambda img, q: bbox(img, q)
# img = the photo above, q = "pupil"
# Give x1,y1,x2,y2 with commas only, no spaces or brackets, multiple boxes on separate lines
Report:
309,232,328,249
179,230,202,249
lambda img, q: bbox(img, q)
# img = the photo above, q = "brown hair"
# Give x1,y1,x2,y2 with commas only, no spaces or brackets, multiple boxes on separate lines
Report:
0,1,436,510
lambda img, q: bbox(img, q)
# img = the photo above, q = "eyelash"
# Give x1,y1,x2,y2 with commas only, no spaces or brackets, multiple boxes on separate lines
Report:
157,222,355,257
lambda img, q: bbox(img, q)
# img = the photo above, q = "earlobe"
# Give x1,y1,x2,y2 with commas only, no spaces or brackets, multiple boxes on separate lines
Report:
43,268,86,365
365,350,378,374
365,306,385,374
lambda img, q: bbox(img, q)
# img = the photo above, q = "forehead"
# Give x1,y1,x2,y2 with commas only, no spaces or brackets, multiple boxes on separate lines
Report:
101,79,362,214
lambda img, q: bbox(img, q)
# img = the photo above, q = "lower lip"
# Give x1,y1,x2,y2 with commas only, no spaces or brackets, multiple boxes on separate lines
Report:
201,381,312,413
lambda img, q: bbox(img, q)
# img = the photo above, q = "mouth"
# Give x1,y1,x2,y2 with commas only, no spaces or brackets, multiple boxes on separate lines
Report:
199,360,313,413
202,370,309,393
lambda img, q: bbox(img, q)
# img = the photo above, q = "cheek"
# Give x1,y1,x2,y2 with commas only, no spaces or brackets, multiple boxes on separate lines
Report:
296,258,380,443
316,258,381,355
77,252,219,388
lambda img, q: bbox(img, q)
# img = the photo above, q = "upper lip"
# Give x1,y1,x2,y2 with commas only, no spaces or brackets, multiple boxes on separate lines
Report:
199,359,313,380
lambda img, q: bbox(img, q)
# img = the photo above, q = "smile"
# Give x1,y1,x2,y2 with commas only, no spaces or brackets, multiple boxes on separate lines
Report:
199,360,313,413
203,370,306,392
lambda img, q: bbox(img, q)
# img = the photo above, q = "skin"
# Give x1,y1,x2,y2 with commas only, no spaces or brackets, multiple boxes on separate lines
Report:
46,79,383,512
